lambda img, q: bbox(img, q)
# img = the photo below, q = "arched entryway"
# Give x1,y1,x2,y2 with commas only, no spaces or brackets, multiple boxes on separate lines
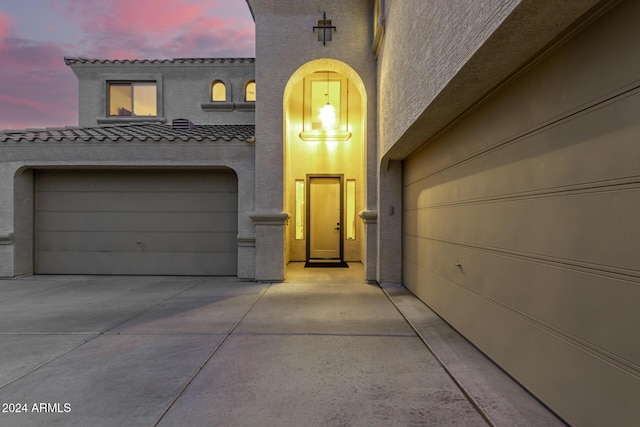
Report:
283,59,367,267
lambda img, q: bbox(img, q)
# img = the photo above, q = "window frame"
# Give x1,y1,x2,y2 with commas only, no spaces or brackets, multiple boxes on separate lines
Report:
99,73,164,124
211,80,228,102
299,72,351,141
244,80,256,102
108,81,158,117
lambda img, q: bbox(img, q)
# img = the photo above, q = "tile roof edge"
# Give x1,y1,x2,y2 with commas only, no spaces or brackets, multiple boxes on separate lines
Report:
0,122,255,143
2,122,254,134
64,57,255,66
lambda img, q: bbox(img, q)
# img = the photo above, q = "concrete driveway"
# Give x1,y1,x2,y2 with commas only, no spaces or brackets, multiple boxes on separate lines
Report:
0,263,563,426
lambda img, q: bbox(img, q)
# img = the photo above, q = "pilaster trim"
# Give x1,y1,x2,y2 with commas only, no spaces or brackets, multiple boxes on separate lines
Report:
359,210,378,224
237,235,256,247
250,211,290,225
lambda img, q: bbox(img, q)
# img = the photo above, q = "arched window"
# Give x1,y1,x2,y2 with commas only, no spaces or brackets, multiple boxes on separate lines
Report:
211,81,226,101
245,81,256,102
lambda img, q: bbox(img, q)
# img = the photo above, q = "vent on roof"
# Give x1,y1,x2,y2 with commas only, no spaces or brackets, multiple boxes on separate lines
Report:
172,119,195,130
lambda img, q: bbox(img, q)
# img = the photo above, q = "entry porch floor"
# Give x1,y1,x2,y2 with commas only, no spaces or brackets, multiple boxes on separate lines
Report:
0,263,563,426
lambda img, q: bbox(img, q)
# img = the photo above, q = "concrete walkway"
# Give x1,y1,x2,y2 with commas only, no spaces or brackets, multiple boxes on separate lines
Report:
0,263,564,426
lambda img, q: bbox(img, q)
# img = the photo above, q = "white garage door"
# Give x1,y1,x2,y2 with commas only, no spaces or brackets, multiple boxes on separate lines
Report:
35,169,238,275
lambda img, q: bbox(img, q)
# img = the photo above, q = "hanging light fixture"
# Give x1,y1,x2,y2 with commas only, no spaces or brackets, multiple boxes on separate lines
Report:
319,71,336,129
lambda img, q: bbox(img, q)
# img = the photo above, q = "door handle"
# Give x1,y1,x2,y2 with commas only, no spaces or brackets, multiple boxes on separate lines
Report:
335,223,340,231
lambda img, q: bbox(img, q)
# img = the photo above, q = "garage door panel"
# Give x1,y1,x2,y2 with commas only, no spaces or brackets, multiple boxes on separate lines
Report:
36,170,237,192
403,208,418,243
405,236,640,364
404,254,640,427
405,88,640,210
36,251,237,276
37,191,238,213
412,188,640,273
35,170,238,276
37,211,237,233
37,231,237,253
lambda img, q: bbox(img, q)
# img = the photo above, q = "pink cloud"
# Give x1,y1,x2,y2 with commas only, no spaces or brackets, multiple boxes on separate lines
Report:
168,15,255,57
0,12,11,51
68,0,207,35
58,0,254,59
0,93,52,113
1,38,65,70
0,35,78,130
0,13,8,31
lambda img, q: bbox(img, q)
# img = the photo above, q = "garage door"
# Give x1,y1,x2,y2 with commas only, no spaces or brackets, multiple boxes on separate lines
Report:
402,2,639,426
35,169,238,275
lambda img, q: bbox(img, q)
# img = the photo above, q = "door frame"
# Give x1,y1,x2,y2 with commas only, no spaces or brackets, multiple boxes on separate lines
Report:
306,174,344,262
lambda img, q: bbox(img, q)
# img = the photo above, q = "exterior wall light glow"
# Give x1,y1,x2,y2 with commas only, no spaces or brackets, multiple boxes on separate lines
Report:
299,71,351,142
320,102,336,129
319,71,336,129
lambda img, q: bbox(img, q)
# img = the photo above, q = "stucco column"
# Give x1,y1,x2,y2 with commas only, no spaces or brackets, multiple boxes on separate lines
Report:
252,98,287,281
250,212,289,281
252,38,287,282
377,159,402,284
0,236,13,277
359,210,378,283
0,165,16,277
236,167,256,280
13,168,34,277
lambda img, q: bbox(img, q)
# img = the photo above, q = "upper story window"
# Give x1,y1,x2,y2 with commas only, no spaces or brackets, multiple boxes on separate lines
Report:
109,82,157,117
245,81,256,102
211,81,226,101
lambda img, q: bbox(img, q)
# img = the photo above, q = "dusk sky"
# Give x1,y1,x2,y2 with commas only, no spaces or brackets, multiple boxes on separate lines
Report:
0,0,255,130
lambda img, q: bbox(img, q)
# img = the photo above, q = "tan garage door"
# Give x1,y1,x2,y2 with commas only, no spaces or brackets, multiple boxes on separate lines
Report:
35,169,238,275
402,2,640,426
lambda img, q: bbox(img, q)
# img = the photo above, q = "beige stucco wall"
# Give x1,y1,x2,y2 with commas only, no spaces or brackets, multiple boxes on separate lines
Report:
377,0,606,160
248,0,378,281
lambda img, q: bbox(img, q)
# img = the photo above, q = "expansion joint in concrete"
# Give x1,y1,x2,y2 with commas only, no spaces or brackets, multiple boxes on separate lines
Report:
378,284,496,427
152,282,273,427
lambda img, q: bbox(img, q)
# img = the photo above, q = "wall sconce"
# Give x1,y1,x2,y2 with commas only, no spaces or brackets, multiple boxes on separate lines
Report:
313,12,336,45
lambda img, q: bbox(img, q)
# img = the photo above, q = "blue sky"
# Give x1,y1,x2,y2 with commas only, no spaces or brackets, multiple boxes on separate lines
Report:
0,0,255,130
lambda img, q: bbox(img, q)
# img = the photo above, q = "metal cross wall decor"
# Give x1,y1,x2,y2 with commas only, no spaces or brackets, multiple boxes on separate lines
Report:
313,12,336,45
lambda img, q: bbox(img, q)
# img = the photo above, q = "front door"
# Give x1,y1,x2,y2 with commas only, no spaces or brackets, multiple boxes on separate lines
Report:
308,176,342,261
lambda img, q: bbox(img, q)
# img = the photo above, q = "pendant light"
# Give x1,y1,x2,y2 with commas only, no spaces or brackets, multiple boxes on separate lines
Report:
319,71,336,129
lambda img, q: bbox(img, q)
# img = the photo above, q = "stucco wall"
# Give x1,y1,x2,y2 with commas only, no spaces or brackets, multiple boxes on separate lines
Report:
69,61,255,127
377,0,606,160
248,0,378,280
250,0,377,209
